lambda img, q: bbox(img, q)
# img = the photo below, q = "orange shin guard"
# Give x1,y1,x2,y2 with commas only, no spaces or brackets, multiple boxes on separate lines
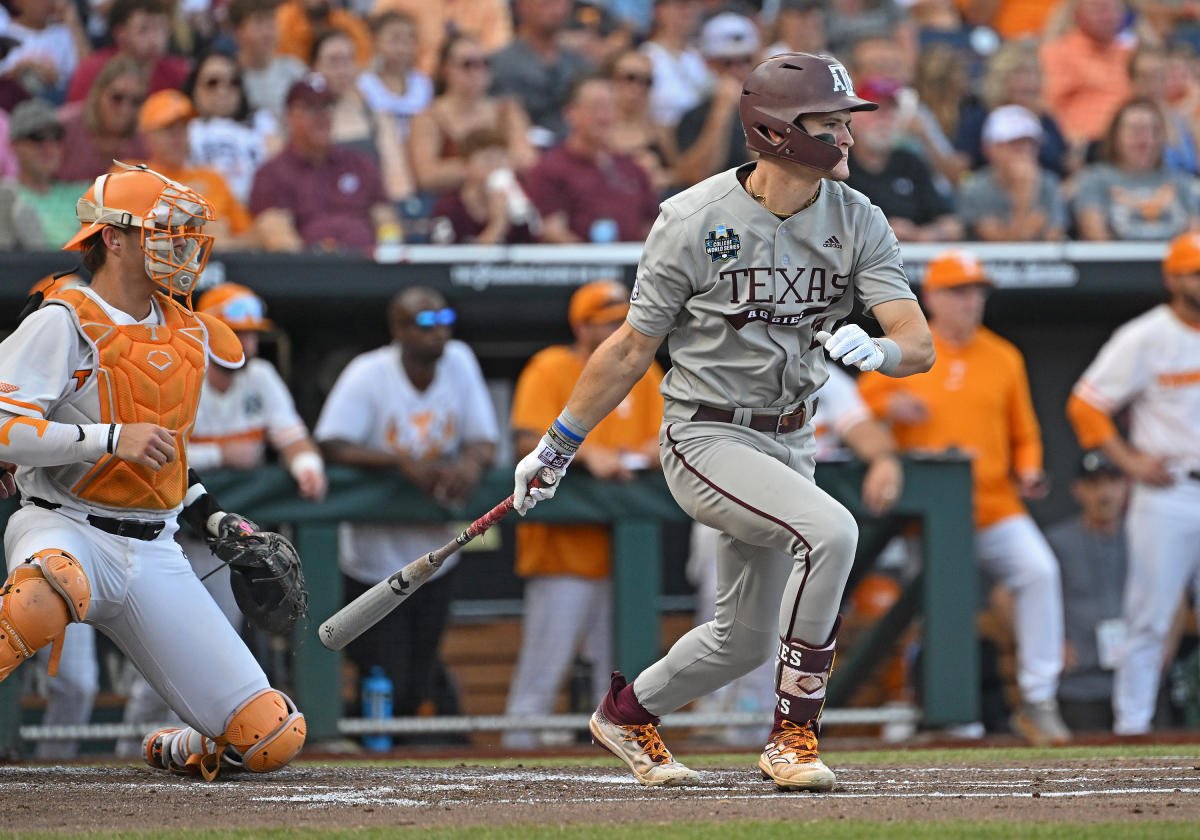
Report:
224,689,307,773
0,550,90,681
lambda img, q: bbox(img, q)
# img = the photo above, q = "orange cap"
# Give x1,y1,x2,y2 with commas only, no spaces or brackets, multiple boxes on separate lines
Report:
1163,231,1200,275
196,282,273,332
568,280,629,327
922,249,992,291
138,90,195,133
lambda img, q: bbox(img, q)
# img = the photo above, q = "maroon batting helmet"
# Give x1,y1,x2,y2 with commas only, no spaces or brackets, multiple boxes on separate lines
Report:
740,52,877,173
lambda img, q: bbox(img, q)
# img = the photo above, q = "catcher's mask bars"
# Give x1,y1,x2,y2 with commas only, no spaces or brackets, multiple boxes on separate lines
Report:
63,162,215,296
739,52,877,174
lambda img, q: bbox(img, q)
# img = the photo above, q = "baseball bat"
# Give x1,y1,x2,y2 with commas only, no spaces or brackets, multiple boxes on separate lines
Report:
318,467,557,651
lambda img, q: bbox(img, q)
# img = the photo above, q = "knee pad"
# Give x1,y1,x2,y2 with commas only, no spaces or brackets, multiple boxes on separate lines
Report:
0,549,91,681
223,688,306,773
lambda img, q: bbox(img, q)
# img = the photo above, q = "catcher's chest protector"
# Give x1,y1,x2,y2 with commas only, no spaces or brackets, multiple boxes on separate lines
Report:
47,288,206,510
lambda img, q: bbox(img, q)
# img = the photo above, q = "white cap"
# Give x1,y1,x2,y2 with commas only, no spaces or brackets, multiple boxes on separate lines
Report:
982,104,1043,145
698,12,760,59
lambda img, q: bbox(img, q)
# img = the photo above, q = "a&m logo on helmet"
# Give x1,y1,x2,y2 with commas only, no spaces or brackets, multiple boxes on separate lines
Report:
704,225,742,263
828,62,856,96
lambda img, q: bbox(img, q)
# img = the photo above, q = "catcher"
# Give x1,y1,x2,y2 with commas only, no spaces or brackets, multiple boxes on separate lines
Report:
0,163,306,779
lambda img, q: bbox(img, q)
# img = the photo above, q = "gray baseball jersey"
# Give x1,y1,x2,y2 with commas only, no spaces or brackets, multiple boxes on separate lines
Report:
627,164,915,420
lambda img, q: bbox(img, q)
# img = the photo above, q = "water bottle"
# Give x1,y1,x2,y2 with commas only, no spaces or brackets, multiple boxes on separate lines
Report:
361,666,393,752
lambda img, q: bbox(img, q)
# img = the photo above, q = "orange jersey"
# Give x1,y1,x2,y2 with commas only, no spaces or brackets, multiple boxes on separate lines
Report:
858,327,1042,528
512,345,664,579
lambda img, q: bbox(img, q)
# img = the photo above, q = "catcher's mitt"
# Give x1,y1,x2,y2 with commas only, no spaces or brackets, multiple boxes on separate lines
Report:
208,514,309,634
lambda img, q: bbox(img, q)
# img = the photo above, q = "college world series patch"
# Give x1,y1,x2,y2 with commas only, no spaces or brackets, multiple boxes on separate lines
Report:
704,225,742,262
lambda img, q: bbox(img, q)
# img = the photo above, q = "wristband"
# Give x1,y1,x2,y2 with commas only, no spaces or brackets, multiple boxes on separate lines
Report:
548,415,585,455
107,424,118,454
288,450,324,480
876,338,902,375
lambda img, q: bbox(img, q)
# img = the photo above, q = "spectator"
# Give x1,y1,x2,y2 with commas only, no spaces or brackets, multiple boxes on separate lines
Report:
275,0,372,69
827,0,917,62
489,0,592,146
957,105,1067,242
229,0,307,119
357,11,433,141
117,282,327,754
639,0,708,130
137,89,256,249
65,0,189,104
502,279,664,749
674,12,759,187
560,0,634,68
0,98,84,248
312,28,412,203
845,77,962,243
185,49,274,205
56,56,147,182
859,249,1071,746
1071,98,1200,242
525,76,658,243
1040,0,1133,148
961,0,1056,41
0,32,31,113
0,0,89,102
408,34,535,194
956,40,1073,177
369,0,514,77
847,31,913,85
764,0,828,58
908,43,972,185
249,74,399,252
1046,450,1128,733
428,127,540,244
316,286,499,726
1129,45,1199,176
608,48,677,196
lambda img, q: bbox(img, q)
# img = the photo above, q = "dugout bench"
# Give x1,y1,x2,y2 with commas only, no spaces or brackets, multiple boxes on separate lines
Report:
0,456,975,751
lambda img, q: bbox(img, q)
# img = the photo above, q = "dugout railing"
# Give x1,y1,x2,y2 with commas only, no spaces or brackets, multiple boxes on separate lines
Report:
0,457,974,752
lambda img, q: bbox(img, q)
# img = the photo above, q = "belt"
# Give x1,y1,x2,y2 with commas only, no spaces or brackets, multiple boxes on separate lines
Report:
28,496,166,542
691,399,817,435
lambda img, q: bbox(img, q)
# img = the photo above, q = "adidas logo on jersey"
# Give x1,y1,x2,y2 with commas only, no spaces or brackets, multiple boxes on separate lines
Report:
822,236,842,249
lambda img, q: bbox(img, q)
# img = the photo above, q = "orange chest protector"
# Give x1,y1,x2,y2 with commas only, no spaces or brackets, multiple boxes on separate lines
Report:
48,288,208,510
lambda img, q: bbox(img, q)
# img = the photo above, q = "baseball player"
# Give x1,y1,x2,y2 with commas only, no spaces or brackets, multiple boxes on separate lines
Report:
1067,230,1200,735
859,249,1070,746
118,281,326,748
512,52,935,791
0,163,305,779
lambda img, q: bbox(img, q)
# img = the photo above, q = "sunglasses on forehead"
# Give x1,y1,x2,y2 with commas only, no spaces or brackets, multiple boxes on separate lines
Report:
412,307,456,328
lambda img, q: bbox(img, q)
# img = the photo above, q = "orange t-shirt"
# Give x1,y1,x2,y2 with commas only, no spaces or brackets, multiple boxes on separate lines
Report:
276,2,373,67
1039,29,1133,145
858,327,1042,529
511,345,664,579
140,162,252,236
954,0,1057,39
371,0,513,76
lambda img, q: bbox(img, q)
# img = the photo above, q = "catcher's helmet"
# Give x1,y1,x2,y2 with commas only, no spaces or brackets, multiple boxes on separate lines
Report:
740,52,877,173
63,161,215,296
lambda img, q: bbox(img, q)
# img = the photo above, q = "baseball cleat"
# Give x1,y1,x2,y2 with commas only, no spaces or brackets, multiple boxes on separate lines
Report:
588,708,700,787
758,719,836,792
1010,698,1072,747
143,726,225,780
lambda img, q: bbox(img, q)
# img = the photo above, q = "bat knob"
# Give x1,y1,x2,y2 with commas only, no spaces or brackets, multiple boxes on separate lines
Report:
535,466,558,487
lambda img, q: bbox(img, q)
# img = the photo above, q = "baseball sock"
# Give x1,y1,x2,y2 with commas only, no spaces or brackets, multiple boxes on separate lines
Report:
773,616,840,730
600,670,658,725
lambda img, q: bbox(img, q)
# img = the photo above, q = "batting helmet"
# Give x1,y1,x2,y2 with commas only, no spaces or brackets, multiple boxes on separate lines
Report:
62,162,215,296
740,52,877,173
197,282,273,332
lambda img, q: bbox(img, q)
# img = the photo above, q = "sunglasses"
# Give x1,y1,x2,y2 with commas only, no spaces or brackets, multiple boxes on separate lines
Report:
617,72,653,88
201,75,239,90
454,57,488,70
107,91,146,107
220,295,266,322
412,307,456,328
23,128,65,143
716,55,755,69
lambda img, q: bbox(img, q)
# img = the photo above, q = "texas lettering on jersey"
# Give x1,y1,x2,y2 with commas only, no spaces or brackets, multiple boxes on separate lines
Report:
722,265,848,330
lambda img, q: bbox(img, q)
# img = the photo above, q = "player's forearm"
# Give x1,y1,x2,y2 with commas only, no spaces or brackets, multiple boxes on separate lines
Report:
564,323,662,431
880,320,935,376
0,413,116,467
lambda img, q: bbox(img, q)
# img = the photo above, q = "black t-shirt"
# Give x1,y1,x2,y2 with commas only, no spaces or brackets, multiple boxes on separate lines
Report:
845,148,953,225
676,96,751,175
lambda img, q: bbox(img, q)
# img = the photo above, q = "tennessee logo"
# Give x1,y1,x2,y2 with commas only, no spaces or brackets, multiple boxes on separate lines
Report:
71,369,91,391
0,383,16,393
704,225,741,263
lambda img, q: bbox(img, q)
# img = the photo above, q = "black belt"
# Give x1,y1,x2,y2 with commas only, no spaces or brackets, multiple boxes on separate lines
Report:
691,399,817,435
28,496,166,542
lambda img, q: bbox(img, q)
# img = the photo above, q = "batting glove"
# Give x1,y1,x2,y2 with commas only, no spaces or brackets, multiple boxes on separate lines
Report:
513,435,572,515
819,325,886,372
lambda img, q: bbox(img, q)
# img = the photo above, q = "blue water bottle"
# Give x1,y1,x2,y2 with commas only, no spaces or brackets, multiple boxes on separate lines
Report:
361,666,393,752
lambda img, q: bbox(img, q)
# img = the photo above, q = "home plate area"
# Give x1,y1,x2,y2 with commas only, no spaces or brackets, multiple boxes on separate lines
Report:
2,759,1199,831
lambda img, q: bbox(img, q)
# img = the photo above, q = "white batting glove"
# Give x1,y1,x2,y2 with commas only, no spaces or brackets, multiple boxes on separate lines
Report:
817,325,886,372
512,436,571,515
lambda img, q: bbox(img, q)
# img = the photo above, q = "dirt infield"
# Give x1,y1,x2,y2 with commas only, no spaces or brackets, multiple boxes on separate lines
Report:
3,755,1199,832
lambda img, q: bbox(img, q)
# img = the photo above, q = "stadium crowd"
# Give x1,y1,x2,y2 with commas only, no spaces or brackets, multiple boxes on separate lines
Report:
3,0,1200,752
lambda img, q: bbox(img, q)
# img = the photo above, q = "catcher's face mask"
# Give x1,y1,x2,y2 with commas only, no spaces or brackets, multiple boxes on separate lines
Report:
63,162,215,296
